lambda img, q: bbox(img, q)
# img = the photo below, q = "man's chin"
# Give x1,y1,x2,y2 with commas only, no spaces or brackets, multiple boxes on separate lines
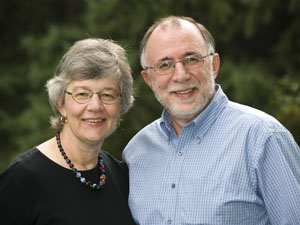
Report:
168,105,203,120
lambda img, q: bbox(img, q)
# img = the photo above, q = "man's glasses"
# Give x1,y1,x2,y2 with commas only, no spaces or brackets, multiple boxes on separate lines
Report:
65,88,121,105
145,53,214,75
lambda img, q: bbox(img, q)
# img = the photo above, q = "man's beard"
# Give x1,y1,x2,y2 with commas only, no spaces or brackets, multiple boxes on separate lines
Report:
151,69,215,121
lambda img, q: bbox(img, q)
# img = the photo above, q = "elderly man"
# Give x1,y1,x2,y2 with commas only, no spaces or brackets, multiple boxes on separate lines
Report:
123,16,300,225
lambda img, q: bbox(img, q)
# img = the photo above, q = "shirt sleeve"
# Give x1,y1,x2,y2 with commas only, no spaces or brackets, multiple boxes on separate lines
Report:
0,164,31,225
254,130,300,224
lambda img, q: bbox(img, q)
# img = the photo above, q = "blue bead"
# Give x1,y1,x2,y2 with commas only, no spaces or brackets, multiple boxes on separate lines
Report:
76,172,81,178
56,131,106,191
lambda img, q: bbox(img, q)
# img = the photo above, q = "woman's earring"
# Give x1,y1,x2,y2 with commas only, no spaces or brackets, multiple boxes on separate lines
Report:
117,117,121,127
60,116,68,125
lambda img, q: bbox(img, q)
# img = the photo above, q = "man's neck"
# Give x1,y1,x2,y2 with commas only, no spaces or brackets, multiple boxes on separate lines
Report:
170,116,195,137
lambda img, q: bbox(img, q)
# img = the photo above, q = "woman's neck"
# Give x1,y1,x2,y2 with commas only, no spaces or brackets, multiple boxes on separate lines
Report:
58,130,103,170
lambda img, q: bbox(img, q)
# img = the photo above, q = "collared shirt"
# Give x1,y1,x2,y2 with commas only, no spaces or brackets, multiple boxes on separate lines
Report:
123,85,300,225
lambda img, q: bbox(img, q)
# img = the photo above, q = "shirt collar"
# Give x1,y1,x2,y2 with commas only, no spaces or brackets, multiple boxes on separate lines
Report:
160,108,177,140
192,84,228,139
160,84,229,140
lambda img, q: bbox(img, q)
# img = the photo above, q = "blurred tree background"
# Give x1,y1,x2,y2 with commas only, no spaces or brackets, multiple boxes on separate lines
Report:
1,0,299,171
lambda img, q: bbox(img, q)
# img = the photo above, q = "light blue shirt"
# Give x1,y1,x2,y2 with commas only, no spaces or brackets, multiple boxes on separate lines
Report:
123,85,300,225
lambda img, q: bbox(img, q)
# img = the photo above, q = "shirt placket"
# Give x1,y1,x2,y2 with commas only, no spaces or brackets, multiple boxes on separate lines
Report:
163,125,194,224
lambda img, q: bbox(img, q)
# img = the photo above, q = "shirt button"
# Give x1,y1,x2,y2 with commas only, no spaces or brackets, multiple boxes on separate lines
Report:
167,219,172,224
171,183,176,188
178,151,183,156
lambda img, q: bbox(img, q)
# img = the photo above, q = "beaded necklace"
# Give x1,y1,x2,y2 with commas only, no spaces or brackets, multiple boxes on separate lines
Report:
56,132,106,190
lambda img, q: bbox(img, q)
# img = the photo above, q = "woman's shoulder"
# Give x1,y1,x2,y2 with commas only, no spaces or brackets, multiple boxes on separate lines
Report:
3,147,40,173
100,149,128,180
5,147,40,171
100,149,130,199
0,148,40,225
100,150,127,170
0,147,41,189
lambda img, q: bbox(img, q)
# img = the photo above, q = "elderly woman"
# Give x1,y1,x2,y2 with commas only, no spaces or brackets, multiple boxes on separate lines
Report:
0,38,136,225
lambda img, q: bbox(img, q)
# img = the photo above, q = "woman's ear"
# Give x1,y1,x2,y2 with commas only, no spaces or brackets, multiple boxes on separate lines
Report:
57,98,66,118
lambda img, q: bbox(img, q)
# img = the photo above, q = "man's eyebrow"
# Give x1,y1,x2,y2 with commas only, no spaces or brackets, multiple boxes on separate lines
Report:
156,56,172,62
183,51,199,57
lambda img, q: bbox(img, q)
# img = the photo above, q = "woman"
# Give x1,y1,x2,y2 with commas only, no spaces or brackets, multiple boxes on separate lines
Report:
0,38,136,225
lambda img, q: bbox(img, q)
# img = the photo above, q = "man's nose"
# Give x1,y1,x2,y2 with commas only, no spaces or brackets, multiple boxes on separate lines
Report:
172,62,190,82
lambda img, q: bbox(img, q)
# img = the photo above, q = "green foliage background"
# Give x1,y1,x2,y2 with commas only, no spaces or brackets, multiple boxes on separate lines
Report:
1,0,300,171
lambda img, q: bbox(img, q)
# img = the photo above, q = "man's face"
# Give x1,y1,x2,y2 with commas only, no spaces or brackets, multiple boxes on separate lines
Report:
142,21,219,124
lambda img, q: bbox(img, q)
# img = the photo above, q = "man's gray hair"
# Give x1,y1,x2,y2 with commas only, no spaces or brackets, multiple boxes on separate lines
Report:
140,16,216,68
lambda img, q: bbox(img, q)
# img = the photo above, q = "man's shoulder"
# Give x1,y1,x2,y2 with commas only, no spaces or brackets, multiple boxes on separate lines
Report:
123,118,164,158
226,101,285,133
133,118,162,136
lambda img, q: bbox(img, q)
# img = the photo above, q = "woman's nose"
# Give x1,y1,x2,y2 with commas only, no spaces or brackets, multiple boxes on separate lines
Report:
87,93,105,111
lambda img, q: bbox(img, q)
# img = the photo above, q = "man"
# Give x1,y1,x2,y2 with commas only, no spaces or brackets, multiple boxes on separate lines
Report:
123,16,300,225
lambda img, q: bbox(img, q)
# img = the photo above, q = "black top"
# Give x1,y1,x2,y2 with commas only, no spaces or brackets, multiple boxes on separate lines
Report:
0,147,136,225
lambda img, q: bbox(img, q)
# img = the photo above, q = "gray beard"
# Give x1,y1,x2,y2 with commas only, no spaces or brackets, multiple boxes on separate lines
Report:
151,73,215,121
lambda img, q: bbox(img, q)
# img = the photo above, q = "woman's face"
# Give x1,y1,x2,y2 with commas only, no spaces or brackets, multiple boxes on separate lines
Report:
59,77,122,146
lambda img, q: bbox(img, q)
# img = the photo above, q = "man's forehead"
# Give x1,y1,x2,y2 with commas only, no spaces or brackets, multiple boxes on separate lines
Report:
156,18,196,32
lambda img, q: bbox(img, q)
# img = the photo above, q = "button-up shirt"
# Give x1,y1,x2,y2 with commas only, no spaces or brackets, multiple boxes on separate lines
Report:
123,85,300,225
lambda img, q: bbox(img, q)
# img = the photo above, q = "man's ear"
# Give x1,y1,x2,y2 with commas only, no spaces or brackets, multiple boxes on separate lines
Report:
141,70,153,89
212,53,220,79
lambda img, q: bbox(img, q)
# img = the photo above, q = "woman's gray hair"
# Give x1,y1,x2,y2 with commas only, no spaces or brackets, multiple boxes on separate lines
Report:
46,38,134,131
140,16,216,68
